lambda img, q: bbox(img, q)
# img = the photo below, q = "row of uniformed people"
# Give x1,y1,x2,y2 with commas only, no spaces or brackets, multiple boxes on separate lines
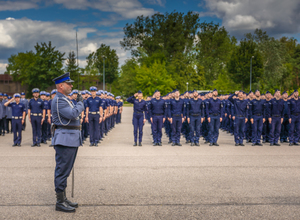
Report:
128,88,300,147
2,87,123,147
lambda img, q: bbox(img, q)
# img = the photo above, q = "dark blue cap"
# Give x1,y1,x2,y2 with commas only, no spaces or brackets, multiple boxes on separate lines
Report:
193,89,197,93
174,89,178,92
213,89,217,92
154,89,160,93
72,90,79,94
21,92,25,95
46,92,50,96
53,72,74,84
274,89,280,94
294,89,298,93
4,93,7,96
90,86,97,91
51,89,57,95
266,91,270,94
282,91,287,95
8,96,12,99
255,89,259,93
137,90,142,94
14,93,21,98
0,93,3,96
249,90,253,93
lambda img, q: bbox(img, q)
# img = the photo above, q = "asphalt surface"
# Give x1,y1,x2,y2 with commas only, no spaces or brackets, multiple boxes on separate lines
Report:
1,107,300,219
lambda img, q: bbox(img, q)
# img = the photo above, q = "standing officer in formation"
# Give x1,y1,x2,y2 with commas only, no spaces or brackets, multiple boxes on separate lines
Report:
85,86,104,147
280,91,290,143
206,89,223,146
229,91,249,146
149,90,166,146
186,89,204,146
127,90,147,146
249,90,266,146
168,89,185,146
116,96,123,124
20,92,29,131
51,72,84,213
28,88,46,147
266,89,284,146
40,91,49,144
4,93,26,146
288,89,300,146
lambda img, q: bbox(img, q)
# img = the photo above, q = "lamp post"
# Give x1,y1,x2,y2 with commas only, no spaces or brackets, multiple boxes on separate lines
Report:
250,56,254,91
186,82,189,91
102,55,106,91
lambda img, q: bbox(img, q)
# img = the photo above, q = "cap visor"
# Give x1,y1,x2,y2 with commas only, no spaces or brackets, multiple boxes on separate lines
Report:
65,79,74,83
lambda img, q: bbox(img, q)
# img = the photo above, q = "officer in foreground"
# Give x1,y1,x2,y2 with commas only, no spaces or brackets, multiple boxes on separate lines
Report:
51,72,84,212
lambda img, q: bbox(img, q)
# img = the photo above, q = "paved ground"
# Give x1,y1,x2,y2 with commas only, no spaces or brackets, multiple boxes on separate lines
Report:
1,107,300,219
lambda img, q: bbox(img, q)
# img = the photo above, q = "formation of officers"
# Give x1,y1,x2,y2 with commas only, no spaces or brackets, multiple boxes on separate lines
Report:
127,88,300,147
0,88,123,147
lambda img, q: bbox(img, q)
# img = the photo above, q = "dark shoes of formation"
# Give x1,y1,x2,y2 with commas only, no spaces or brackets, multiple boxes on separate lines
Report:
55,190,78,213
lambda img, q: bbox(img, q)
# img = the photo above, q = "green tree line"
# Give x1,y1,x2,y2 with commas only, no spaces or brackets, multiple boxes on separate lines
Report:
4,11,300,97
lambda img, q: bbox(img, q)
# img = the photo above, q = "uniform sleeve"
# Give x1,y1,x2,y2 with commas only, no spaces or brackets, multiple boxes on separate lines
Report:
186,101,190,118
249,101,253,119
163,100,167,118
206,100,210,118
266,102,271,118
220,101,224,118
149,100,153,118
28,100,32,110
127,96,135,104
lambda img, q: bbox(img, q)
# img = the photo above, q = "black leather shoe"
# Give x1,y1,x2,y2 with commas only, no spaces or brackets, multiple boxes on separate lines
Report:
37,144,41,147
89,143,93,147
270,143,274,146
262,140,266,143
95,143,98,147
168,141,172,144
204,141,209,144
294,143,299,146
252,143,256,146
289,143,294,146
158,142,162,146
214,143,219,146
153,143,157,146
274,143,281,146
18,143,21,147
139,143,142,146
177,143,182,146
171,143,176,146
195,143,200,146
133,142,137,146
257,143,263,146
55,192,75,212
240,143,245,146
190,143,195,146
31,144,36,147
64,190,78,208
12,144,17,147
235,143,239,146
209,143,213,146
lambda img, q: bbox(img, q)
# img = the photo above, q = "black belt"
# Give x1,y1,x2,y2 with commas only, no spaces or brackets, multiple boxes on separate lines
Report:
54,125,81,130
172,114,181,117
154,114,163,116
292,113,300,116
236,115,244,117
211,113,219,116
191,114,200,117
134,111,143,114
254,114,262,116
272,115,281,117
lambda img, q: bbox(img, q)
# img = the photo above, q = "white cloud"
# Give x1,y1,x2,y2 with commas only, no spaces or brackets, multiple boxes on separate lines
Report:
0,0,39,11
201,0,300,37
0,62,8,74
52,0,155,19
0,18,130,74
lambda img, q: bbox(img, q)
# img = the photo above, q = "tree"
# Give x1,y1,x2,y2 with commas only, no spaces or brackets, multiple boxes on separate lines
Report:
6,41,65,96
135,61,177,96
86,44,119,89
227,39,264,90
65,51,81,89
120,11,200,59
118,58,139,97
196,22,236,87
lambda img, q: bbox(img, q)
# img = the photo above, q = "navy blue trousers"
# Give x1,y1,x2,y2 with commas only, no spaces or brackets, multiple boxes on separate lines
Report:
189,116,202,143
88,114,100,144
209,116,220,144
269,117,281,144
152,115,163,143
234,117,245,144
31,116,42,145
171,116,182,143
133,113,144,143
263,120,271,142
280,117,289,142
251,116,263,144
41,120,48,142
12,119,22,145
54,145,78,193
289,115,300,144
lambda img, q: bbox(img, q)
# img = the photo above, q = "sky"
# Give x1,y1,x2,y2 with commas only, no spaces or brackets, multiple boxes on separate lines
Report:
0,0,300,74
